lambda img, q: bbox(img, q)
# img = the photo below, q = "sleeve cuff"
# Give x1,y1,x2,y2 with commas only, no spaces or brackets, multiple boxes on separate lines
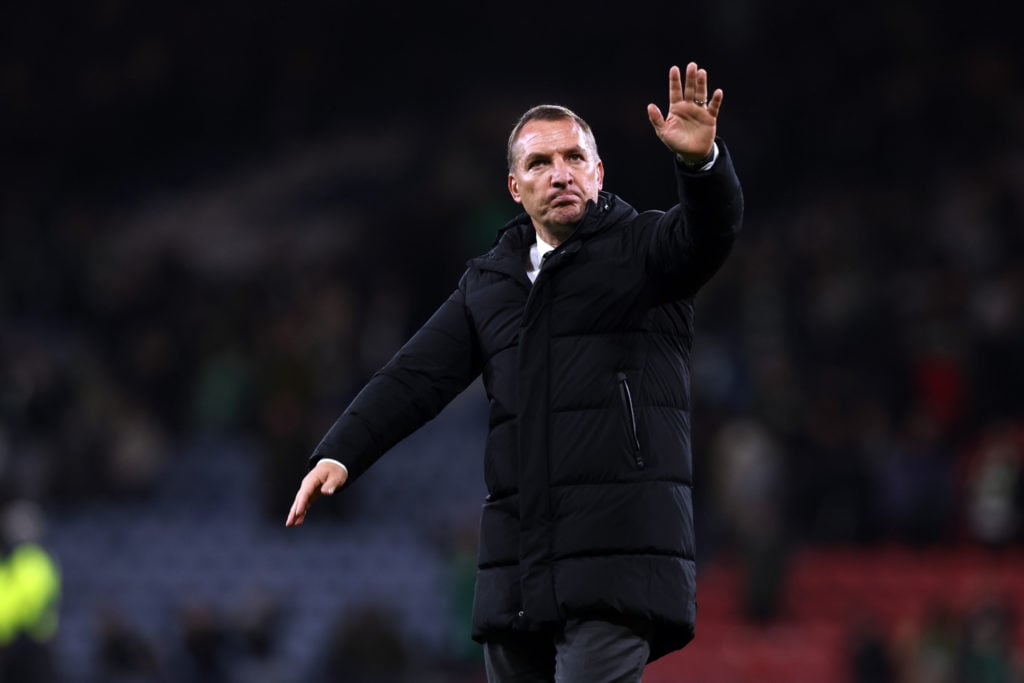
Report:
678,142,719,171
317,458,349,477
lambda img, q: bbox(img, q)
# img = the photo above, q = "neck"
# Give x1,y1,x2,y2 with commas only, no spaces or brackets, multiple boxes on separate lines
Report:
533,222,575,247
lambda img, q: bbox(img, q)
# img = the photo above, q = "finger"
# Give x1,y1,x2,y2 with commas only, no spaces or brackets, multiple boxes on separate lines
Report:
285,480,317,526
285,494,306,526
682,62,698,102
667,65,683,105
707,88,724,119
647,102,665,130
695,68,708,103
285,499,302,527
320,472,343,495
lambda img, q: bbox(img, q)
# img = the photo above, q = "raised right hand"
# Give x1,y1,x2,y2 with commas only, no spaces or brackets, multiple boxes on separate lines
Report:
646,62,723,164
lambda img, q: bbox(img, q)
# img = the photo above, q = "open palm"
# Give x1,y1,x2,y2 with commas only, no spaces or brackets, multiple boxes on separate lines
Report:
647,62,723,164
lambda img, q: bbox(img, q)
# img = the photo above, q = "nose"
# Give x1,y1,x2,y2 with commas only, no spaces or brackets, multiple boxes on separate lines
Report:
550,158,573,186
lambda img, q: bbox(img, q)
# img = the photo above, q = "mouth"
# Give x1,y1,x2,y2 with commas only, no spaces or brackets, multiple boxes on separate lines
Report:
549,192,580,207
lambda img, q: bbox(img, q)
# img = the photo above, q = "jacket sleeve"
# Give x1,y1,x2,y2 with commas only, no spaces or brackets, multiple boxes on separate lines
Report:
308,277,482,488
643,138,744,301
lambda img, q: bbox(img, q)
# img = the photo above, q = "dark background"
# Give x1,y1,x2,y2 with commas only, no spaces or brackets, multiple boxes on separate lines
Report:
2,1,1022,681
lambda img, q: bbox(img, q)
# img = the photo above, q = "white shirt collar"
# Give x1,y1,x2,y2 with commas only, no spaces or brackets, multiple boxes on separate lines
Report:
526,233,556,283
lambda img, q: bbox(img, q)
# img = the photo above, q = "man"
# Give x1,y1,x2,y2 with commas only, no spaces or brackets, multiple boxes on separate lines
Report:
287,62,744,682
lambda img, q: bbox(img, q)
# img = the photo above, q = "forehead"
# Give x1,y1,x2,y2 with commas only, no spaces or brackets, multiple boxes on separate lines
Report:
515,119,590,157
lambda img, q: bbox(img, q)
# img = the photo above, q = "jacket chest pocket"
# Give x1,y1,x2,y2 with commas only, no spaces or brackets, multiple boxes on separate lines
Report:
616,373,645,470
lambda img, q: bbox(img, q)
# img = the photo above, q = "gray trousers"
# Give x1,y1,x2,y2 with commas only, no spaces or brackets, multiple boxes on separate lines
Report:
483,618,652,683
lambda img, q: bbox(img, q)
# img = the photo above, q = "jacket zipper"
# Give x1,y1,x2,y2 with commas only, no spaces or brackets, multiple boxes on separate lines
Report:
616,373,645,469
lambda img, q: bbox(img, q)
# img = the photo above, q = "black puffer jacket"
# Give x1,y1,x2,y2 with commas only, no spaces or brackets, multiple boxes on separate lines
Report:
310,141,743,662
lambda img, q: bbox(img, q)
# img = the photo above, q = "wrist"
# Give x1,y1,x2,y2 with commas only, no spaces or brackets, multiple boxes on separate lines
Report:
676,148,714,167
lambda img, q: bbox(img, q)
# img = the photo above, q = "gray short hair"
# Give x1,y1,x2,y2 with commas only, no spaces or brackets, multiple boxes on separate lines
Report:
506,104,599,172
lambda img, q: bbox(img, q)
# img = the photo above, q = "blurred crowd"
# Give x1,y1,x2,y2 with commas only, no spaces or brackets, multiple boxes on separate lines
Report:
2,0,1022,681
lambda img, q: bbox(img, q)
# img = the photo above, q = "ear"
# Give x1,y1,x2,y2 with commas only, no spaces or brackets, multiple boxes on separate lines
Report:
596,160,605,191
508,174,522,203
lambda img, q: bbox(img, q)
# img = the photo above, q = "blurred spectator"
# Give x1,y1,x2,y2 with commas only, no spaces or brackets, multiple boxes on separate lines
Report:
170,596,229,683
961,422,1024,547
103,400,171,501
230,589,288,683
711,417,789,623
958,592,1018,683
968,263,1024,424
847,613,896,683
436,512,487,677
93,604,163,683
786,375,878,544
0,500,61,683
315,603,411,683
897,601,961,683
873,406,958,546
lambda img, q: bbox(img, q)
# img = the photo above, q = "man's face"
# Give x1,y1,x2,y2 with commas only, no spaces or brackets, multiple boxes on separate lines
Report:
508,118,604,237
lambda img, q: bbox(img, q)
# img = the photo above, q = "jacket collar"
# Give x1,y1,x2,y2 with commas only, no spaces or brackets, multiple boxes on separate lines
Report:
491,190,622,245
475,192,626,262
470,191,630,276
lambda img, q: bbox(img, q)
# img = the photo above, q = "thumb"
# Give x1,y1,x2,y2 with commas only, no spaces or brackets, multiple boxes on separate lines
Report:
319,465,347,495
646,103,665,130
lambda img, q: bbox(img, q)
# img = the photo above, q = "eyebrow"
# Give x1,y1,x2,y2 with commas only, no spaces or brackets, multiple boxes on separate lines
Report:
521,145,587,167
522,151,549,166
